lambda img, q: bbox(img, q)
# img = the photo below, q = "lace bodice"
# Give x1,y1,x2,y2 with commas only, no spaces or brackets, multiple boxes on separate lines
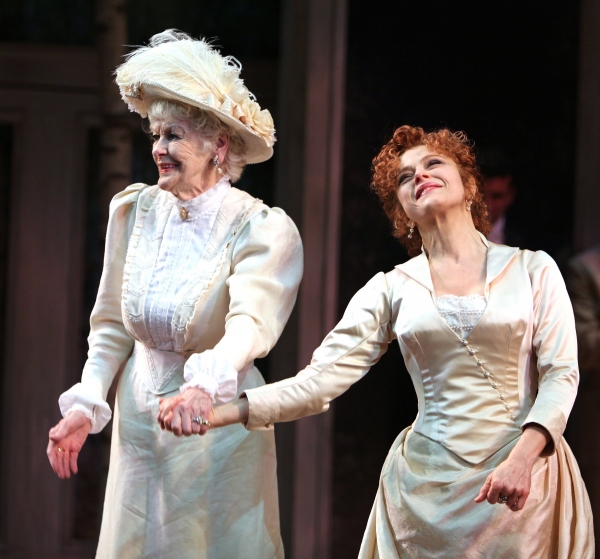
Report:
436,294,487,339
144,177,231,350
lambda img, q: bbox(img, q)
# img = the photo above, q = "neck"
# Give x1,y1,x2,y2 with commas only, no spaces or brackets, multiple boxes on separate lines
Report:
175,169,223,201
419,210,486,262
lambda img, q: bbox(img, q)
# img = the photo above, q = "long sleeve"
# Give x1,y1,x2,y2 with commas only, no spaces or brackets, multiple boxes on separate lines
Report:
565,255,600,374
522,250,579,454
59,184,146,432
243,272,393,430
182,206,304,402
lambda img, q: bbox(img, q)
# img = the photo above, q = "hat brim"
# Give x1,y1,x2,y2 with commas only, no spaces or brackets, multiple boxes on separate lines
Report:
133,83,273,164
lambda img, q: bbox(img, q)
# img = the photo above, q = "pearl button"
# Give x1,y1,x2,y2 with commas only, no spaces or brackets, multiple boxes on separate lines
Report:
462,340,515,421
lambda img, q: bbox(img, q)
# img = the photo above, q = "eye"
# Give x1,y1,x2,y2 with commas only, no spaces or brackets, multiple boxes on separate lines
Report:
427,158,443,167
168,133,180,140
398,172,413,185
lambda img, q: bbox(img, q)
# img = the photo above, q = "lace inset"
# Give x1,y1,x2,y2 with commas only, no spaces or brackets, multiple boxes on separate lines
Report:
436,294,486,340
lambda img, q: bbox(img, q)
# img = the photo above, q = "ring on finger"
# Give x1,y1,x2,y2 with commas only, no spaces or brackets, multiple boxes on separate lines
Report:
192,416,211,427
498,495,508,504
57,447,64,453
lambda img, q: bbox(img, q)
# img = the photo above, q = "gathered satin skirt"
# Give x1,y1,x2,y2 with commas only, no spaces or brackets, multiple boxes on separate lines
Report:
359,427,594,559
96,355,283,559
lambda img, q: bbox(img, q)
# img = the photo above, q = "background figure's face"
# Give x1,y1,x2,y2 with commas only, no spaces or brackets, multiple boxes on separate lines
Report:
483,176,515,224
397,145,470,224
150,117,214,197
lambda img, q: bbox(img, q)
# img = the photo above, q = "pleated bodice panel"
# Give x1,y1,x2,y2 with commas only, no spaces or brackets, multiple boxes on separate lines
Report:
140,179,230,351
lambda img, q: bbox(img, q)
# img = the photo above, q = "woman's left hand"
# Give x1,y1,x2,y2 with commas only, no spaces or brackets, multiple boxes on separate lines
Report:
157,387,213,436
474,454,533,511
474,424,550,512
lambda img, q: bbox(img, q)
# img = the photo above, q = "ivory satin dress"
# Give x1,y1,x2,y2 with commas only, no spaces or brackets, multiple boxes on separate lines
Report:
244,236,594,558
59,179,303,558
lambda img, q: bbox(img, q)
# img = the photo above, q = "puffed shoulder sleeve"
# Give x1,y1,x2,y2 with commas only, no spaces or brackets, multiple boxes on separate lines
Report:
243,272,393,431
58,183,147,433
522,250,579,454
222,206,304,360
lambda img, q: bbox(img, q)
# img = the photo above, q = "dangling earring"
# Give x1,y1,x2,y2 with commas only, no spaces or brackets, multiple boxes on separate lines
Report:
213,155,223,175
466,198,473,211
407,222,415,239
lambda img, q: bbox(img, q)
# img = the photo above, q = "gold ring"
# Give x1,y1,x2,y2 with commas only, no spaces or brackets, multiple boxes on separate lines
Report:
57,447,64,453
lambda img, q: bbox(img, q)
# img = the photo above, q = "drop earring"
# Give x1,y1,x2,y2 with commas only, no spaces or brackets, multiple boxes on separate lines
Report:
213,155,223,174
466,199,473,211
407,223,415,239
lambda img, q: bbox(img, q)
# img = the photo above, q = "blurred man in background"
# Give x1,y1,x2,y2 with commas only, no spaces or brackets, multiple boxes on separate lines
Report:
480,148,523,247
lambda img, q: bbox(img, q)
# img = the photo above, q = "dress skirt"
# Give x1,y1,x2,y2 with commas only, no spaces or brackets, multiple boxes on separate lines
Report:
96,356,283,559
359,428,594,559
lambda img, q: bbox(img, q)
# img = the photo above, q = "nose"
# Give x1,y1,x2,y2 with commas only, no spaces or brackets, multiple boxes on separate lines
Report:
152,137,168,158
414,168,431,185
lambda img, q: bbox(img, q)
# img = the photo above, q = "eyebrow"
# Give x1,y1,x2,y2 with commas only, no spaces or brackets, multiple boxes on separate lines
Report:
150,124,185,134
398,154,446,175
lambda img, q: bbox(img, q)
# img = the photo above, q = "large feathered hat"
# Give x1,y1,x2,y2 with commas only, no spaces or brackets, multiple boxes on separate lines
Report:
115,29,275,163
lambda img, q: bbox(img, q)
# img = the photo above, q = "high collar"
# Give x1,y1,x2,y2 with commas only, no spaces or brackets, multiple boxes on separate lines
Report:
169,176,231,216
395,232,519,295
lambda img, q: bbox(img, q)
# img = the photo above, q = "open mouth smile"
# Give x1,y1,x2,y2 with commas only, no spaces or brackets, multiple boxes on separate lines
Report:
157,162,179,174
415,182,441,200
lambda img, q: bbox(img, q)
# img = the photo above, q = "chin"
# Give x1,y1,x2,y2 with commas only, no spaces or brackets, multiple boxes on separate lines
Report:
157,177,175,192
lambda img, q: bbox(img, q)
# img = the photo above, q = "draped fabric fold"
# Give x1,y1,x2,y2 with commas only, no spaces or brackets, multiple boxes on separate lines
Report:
359,428,593,559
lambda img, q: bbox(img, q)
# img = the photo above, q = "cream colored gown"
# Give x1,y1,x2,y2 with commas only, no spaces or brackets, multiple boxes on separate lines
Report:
59,181,303,558
244,236,594,558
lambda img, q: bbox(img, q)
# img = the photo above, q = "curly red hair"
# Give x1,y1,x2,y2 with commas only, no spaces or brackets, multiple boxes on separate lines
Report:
371,125,491,256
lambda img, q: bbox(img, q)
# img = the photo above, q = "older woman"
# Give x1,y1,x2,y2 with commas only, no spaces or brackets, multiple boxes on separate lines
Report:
47,30,302,559
182,126,594,557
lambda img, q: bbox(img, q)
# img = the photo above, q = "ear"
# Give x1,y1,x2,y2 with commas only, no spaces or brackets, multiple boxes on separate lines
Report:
465,176,477,199
215,134,230,162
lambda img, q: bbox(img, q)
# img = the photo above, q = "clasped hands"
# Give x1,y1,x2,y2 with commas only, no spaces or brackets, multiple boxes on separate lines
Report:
157,386,214,436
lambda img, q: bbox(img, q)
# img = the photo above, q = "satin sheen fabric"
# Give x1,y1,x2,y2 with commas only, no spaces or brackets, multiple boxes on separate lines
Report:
68,183,303,558
244,237,593,557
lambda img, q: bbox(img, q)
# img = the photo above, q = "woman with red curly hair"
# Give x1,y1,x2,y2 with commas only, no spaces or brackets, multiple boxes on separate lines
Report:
164,126,593,558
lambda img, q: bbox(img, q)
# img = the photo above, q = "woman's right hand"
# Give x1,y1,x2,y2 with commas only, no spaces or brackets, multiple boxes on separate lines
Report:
47,411,92,479
157,387,214,436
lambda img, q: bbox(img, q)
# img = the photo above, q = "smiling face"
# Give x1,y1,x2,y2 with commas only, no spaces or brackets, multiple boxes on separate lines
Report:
397,145,473,224
150,117,216,199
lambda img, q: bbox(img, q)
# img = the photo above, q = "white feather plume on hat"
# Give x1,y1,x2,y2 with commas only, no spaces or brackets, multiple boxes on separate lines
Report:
115,29,275,163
